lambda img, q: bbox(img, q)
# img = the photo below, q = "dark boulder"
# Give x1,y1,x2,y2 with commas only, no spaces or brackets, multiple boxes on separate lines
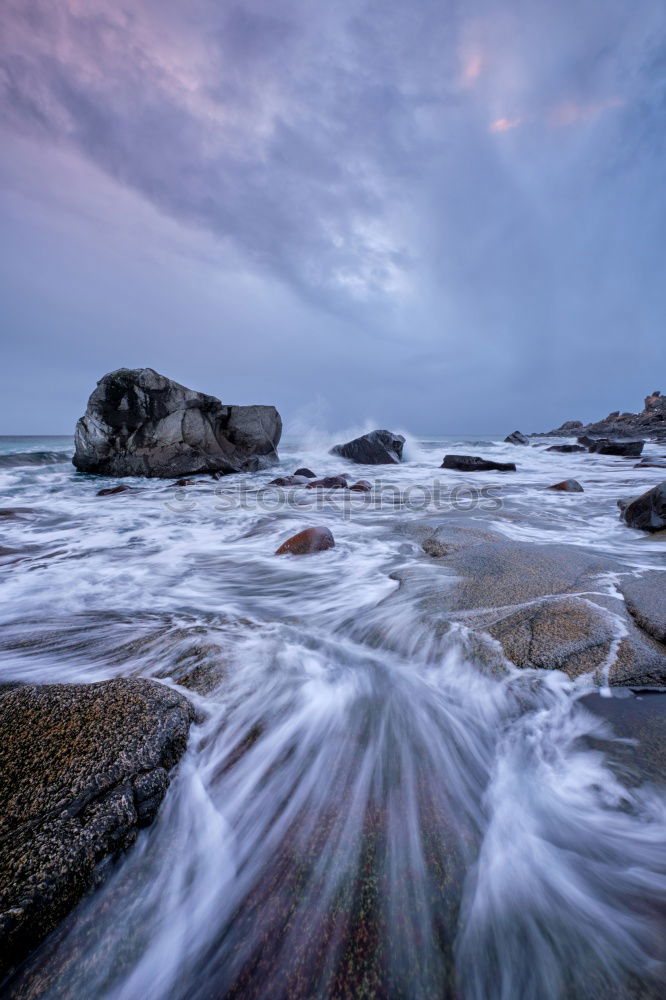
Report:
275,526,335,555
546,444,586,453
349,480,372,492
441,455,516,472
619,482,666,532
96,484,135,496
547,479,584,492
168,478,197,488
330,430,404,465
267,475,309,487
73,368,282,478
587,438,644,457
293,468,316,478
504,431,529,445
305,476,349,489
577,435,595,448
0,679,194,979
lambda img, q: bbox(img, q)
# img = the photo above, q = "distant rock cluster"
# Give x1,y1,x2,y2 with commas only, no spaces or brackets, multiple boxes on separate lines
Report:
538,390,666,441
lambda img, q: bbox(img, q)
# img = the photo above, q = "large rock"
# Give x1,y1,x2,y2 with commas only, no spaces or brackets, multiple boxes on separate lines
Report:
73,368,282,478
441,455,516,472
0,678,194,979
504,431,529,446
545,444,586,453
619,573,666,645
587,438,644,457
330,430,404,465
619,482,666,532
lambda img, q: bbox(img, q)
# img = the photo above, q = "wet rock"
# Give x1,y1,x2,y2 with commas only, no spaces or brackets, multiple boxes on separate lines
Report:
538,391,666,442
619,482,666,532
619,573,666,645
577,435,595,448
293,468,316,479
547,479,584,492
275,527,335,555
587,439,645,457
168,478,197,487
268,475,309,487
0,678,194,979
96,484,134,497
0,509,36,519
330,430,405,465
634,457,666,470
349,480,372,492
505,431,529,445
415,536,666,685
441,455,516,472
305,476,349,490
546,444,587,453
73,368,281,478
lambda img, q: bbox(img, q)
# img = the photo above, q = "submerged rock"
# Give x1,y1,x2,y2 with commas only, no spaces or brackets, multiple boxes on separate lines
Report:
293,468,316,479
268,475,309,487
349,480,372,492
505,431,529,445
305,476,349,490
275,527,335,555
96,484,134,496
619,482,666,532
73,368,281,478
0,678,194,979
545,444,586,453
547,479,584,492
587,439,645,457
441,455,516,472
330,430,405,465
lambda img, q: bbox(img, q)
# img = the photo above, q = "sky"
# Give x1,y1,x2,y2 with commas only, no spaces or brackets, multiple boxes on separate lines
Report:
1,0,665,436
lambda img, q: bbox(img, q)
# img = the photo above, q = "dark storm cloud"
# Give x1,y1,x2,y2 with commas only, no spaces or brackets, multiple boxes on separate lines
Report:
1,0,666,432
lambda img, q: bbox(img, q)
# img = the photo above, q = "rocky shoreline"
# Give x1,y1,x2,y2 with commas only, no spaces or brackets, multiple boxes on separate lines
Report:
532,390,666,441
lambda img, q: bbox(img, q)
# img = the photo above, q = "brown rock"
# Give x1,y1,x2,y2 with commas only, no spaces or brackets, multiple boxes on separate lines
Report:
547,479,584,492
267,475,309,486
275,526,335,555
0,679,194,979
305,476,349,490
349,480,372,492
96,484,133,496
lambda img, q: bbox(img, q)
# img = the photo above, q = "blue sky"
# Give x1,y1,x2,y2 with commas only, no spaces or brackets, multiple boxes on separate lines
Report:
1,0,665,434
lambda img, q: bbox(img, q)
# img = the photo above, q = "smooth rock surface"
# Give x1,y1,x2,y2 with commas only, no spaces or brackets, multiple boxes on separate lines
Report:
0,679,194,979
330,430,404,465
587,439,644,457
441,455,516,472
73,368,281,478
620,573,666,644
293,468,316,478
547,479,584,492
545,444,586,453
619,482,666,532
275,527,335,555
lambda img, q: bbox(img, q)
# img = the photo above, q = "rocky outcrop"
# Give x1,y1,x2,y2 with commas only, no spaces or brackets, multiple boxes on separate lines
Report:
619,482,666,532
537,391,666,441
587,438,644,457
547,479,584,492
0,678,194,979
505,431,529,446
441,455,516,472
275,527,335,555
330,430,404,465
73,368,281,478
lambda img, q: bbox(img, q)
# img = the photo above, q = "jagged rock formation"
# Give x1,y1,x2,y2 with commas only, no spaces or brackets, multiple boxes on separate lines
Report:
537,391,666,440
330,430,405,464
73,368,281,477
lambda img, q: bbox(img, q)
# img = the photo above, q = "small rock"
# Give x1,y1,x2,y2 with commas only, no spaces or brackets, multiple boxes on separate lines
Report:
505,431,529,445
268,475,309,486
546,444,587,453
441,455,516,472
275,527,335,555
305,476,349,489
619,482,666,532
634,458,666,470
293,468,317,478
349,480,372,492
96,484,133,496
168,478,196,487
547,479,584,492
330,430,405,465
